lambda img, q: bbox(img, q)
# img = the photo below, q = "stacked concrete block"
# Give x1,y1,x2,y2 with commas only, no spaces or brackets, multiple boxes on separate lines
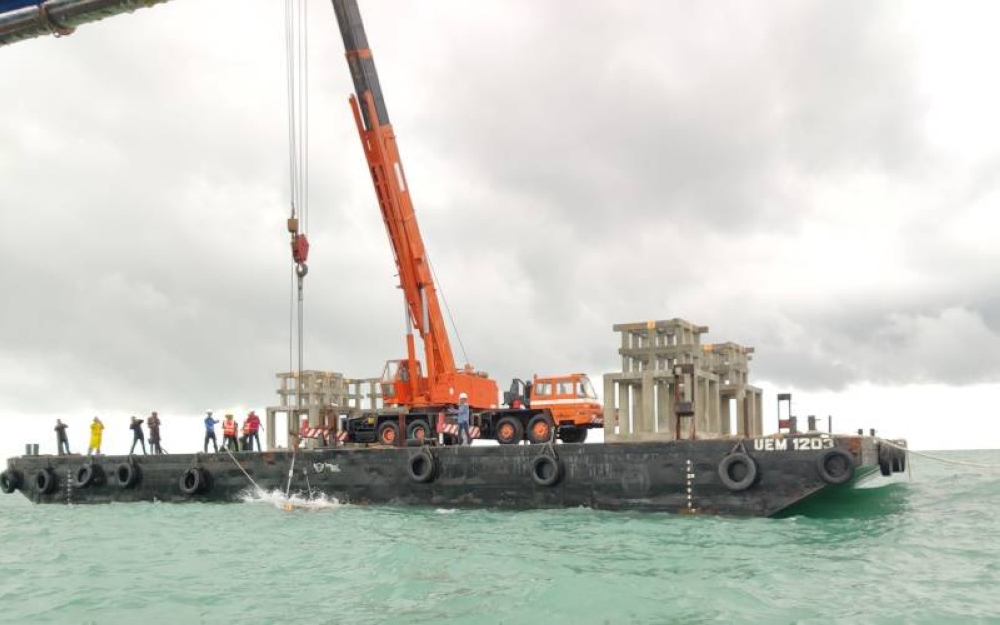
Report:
265,370,380,450
604,319,763,442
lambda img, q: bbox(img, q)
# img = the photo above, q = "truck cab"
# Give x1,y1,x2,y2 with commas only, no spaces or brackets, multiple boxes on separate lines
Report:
503,373,603,443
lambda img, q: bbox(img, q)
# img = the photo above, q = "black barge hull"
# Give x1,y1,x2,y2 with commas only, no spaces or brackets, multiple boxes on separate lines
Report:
3,436,901,516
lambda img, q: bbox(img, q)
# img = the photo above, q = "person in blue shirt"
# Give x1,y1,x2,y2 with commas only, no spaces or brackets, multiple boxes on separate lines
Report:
456,393,471,446
204,411,219,453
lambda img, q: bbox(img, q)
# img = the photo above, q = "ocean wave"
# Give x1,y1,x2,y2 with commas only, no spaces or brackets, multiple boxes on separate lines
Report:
239,487,342,511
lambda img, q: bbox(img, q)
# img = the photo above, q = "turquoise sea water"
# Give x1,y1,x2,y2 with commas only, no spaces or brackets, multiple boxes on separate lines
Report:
1,450,999,624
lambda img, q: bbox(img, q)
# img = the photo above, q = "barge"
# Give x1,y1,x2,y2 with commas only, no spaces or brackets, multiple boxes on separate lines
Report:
2,434,907,516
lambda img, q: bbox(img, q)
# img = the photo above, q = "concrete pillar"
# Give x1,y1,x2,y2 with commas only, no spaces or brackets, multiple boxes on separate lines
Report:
736,391,746,436
603,375,617,441
707,380,720,436
753,390,763,436
266,409,276,450
640,371,655,434
720,395,731,436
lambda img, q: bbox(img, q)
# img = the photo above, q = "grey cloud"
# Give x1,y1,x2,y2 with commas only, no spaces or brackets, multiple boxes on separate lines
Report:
0,0,998,423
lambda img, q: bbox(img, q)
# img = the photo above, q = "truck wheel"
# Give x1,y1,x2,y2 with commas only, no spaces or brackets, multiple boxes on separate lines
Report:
378,421,401,446
527,415,555,444
559,427,588,444
407,419,431,441
495,417,523,445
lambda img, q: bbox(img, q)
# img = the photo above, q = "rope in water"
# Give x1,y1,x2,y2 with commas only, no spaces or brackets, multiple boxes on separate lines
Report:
223,448,263,491
877,438,1000,470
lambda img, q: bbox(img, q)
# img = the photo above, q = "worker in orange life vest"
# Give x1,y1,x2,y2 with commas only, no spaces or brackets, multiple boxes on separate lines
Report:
222,414,239,452
245,411,262,452
241,418,252,452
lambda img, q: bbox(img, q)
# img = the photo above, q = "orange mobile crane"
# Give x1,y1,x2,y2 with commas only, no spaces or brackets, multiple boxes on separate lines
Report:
331,0,602,445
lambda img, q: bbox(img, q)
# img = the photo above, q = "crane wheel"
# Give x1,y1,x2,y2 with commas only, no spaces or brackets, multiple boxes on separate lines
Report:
559,427,588,444
407,420,431,441
526,415,555,444
495,417,523,445
377,422,401,446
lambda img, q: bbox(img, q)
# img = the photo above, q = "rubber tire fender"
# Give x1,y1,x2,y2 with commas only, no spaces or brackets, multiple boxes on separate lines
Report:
407,419,431,441
531,455,562,487
377,421,401,446
816,448,855,485
116,463,140,488
179,467,205,495
526,414,555,445
75,464,102,488
407,453,436,484
495,416,524,445
878,444,893,477
35,468,57,495
0,469,21,494
718,453,758,491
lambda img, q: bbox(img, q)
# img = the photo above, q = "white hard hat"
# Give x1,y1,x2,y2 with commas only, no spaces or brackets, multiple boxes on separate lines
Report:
459,392,468,399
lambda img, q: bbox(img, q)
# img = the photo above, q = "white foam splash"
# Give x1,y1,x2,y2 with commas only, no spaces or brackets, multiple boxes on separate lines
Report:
435,508,458,514
240,487,342,511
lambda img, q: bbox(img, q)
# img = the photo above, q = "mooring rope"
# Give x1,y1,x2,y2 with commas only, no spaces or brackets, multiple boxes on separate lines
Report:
877,438,1000,470
223,448,263,491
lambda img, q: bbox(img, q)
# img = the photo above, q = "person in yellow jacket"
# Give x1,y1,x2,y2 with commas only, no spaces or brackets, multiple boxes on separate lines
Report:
87,416,104,455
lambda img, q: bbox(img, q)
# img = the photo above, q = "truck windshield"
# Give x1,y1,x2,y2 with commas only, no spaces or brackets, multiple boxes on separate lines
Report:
578,377,597,399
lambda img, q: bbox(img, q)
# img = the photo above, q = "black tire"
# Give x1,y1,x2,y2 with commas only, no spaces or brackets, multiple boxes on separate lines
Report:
878,445,893,477
407,419,431,441
0,470,21,494
559,427,588,444
377,421,401,446
816,448,855,485
718,453,758,491
407,454,436,483
179,468,205,495
893,451,906,473
495,416,524,445
531,455,562,487
116,463,139,488
526,414,555,444
75,464,103,488
35,468,57,495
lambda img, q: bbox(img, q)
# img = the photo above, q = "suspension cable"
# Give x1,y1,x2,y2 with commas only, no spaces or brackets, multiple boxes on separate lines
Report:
428,257,470,366
284,0,310,422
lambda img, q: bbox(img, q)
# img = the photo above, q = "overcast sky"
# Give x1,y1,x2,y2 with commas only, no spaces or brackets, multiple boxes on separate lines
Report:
1,0,999,455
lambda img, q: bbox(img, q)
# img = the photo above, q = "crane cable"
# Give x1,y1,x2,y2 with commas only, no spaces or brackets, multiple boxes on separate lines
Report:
284,0,310,424
428,257,471,368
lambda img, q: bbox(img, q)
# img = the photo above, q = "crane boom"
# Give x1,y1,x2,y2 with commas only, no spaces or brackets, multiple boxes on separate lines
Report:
330,0,497,409
0,0,171,47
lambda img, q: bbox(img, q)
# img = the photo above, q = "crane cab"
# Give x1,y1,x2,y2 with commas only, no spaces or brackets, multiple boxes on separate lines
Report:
380,359,422,407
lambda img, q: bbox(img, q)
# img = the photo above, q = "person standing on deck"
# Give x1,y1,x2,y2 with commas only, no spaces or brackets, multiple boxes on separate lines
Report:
129,416,147,455
204,411,219,453
148,411,163,454
222,414,239,451
88,417,104,455
455,393,471,446
241,417,252,452
54,419,70,455
246,411,262,452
